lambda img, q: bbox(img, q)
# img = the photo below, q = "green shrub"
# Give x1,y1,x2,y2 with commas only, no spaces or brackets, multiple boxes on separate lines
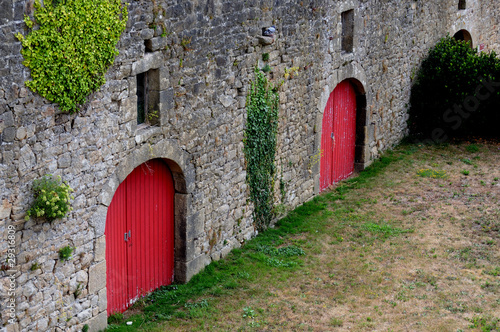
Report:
409,36,500,139
16,0,128,112
25,175,74,221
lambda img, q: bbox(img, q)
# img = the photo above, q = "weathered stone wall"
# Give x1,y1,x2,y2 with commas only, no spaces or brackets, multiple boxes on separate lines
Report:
1,0,498,331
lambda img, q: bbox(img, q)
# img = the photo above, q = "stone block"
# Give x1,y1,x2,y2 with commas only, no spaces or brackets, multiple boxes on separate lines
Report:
145,37,168,52
88,311,107,332
88,261,106,294
0,0,12,25
0,199,12,219
77,308,92,323
97,287,107,312
89,206,107,238
131,52,163,76
119,96,137,124
94,235,105,262
174,254,210,283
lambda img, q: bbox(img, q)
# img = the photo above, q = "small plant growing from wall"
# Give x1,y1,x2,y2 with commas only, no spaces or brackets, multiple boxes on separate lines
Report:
15,0,128,112
59,246,75,261
25,175,74,221
243,68,280,231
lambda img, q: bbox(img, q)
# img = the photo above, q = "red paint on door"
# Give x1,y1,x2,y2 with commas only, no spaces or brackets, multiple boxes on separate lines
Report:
320,80,357,191
106,159,175,315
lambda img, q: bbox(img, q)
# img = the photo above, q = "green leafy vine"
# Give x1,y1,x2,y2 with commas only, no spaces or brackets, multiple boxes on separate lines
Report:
16,0,128,113
243,68,280,231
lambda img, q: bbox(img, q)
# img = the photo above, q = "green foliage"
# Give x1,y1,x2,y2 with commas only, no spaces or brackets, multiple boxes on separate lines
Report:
30,262,40,271
16,0,128,112
469,315,499,331
58,245,75,261
466,144,480,153
108,312,124,324
25,175,74,221
82,324,89,332
244,68,280,231
416,168,447,178
262,53,269,61
409,36,500,139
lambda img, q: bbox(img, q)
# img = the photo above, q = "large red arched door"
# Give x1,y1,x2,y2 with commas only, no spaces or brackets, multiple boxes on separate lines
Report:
105,159,175,315
320,80,357,191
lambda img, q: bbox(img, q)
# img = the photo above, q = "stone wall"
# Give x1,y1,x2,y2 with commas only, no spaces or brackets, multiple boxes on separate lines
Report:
1,0,499,331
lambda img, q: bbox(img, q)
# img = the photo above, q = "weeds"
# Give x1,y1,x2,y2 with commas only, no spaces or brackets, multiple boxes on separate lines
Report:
416,168,447,178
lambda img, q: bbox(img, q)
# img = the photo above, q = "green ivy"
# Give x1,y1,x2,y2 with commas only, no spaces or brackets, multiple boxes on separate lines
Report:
16,0,128,113
243,68,279,231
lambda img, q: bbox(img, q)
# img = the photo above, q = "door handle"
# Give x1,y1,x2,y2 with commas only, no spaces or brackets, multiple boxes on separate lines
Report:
124,230,131,242
331,132,335,140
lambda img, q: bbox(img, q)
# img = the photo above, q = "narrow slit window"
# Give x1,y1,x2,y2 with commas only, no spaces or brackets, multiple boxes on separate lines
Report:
136,69,160,126
342,9,354,53
458,0,466,10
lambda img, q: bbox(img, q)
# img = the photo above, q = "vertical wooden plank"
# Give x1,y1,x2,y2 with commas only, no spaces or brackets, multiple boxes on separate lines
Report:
105,179,128,315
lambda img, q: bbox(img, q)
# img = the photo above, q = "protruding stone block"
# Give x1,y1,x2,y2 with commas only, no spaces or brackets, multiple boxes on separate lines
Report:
88,311,107,332
88,261,106,294
94,235,105,262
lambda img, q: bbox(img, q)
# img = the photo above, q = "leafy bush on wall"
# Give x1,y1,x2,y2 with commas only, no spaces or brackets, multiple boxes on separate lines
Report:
16,0,128,113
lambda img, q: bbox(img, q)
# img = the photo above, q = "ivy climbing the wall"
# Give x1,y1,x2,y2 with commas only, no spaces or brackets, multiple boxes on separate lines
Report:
244,68,280,231
16,0,128,113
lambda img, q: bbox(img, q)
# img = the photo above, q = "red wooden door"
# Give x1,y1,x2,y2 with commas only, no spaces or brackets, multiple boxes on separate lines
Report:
105,159,175,315
320,80,357,191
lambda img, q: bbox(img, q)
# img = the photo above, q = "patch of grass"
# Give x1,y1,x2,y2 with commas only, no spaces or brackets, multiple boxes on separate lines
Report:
361,222,413,238
461,170,470,176
469,315,499,331
483,266,500,277
416,168,448,178
465,144,480,153
330,317,344,327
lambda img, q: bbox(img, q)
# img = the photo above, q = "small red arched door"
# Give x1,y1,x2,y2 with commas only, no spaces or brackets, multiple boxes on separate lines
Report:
320,80,357,191
105,159,175,315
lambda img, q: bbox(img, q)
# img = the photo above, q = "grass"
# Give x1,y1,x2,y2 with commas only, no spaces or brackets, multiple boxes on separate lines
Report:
106,141,500,331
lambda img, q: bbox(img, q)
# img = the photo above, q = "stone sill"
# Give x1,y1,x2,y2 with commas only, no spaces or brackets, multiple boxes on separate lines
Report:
135,125,162,144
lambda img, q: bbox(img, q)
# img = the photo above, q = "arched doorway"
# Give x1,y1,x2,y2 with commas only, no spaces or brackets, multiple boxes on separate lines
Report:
320,79,366,191
105,159,175,314
453,29,473,47
320,80,356,190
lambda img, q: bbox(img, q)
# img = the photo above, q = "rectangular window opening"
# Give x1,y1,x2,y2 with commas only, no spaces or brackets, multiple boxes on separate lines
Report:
458,0,466,10
342,9,354,53
136,69,160,126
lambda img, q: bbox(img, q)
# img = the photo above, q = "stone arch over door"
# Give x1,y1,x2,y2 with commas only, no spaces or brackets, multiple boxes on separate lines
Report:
314,62,370,194
89,139,200,319
454,29,473,47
